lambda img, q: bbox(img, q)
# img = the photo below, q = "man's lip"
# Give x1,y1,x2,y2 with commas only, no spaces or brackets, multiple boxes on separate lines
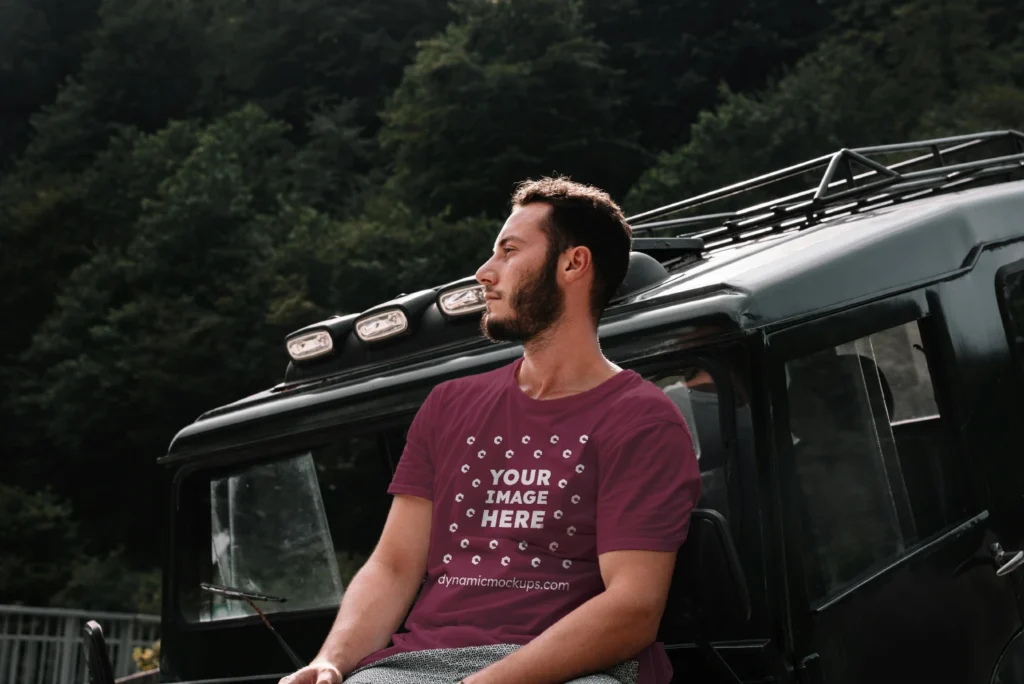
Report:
485,293,500,301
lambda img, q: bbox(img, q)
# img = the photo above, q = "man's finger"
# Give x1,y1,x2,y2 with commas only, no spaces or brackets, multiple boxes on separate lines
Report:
315,663,342,684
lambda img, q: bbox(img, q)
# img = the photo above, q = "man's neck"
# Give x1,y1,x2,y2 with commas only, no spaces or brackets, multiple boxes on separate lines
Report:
516,319,620,401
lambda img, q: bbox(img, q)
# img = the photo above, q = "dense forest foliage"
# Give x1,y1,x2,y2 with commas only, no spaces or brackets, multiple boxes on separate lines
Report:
1,0,1021,612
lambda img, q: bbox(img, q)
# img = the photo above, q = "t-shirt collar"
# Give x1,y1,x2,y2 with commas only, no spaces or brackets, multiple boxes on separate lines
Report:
507,356,637,411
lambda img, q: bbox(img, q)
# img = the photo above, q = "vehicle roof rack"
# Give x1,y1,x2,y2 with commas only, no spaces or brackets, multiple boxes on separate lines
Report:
627,130,1024,250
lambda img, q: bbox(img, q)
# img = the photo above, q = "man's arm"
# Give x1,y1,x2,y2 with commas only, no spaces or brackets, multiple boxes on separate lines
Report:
463,548,677,684
285,494,432,680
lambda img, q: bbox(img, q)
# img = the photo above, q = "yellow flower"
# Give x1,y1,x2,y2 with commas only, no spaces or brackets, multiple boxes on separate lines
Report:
132,640,161,671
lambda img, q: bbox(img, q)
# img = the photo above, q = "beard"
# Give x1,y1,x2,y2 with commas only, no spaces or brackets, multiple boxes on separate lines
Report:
481,247,564,344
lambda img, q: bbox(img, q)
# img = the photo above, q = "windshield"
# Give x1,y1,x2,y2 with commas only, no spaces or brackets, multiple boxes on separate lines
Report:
205,452,342,620
177,430,398,622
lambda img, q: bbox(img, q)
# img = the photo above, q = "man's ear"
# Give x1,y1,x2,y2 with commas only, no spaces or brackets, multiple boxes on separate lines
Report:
562,245,592,284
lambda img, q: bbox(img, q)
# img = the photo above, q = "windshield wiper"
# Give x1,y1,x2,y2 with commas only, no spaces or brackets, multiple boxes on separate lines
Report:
200,582,289,603
200,582,304,668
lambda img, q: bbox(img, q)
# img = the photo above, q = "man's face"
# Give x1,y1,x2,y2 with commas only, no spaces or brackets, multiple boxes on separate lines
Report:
475,203,564,343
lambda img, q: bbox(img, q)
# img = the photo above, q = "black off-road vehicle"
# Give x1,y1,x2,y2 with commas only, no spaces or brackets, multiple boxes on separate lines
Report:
86,131,1024,684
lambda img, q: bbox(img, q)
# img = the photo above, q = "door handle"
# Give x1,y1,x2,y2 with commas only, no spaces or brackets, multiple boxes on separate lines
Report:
990,543,1024,577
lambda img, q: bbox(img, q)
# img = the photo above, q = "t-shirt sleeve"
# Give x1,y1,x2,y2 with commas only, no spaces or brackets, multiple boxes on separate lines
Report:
387,385,444,501
596,418,702,555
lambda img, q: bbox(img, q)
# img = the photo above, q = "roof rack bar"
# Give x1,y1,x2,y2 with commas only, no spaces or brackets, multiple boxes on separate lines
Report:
626,152,836,223
733,135,1013,220
842,155,856,187
713,178,899,237
814,152,847,201
845,149,903,177
627,130,1024,249
735,141,1020,220
737,161,1024,239
851,130,1018,155
809,175,902,208
745,135,1017,216
740,173,898,218
899,152,1024,181
887,136,997,171
814,149,902,201
731,162,1004,233
632,131,1024,230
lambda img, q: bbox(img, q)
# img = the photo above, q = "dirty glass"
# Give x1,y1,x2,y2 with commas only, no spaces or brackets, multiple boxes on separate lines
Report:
835,322,938,423
204,453,343,621
186,430,397,623
786,320,968,602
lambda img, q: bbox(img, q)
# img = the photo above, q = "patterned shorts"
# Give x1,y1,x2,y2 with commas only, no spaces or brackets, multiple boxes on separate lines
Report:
345,644,639,684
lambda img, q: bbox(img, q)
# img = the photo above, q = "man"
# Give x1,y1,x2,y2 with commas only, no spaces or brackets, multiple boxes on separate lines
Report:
280,178,701,684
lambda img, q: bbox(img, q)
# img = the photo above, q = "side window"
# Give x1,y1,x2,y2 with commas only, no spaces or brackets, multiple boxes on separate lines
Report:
834,321,938,423
651,366,737,526
997,260,1024,375
785,320,970,602
179,429,397,622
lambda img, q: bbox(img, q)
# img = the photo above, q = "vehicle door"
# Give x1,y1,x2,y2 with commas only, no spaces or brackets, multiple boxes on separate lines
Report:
935,241,1024,604
636,348,789,683
765,288,1022,684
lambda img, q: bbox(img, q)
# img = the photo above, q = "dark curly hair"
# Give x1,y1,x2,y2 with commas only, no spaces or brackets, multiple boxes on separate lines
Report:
511,177,632,320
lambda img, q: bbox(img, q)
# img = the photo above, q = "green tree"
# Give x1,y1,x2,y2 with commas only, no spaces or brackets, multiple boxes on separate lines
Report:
0,482,159,611
0,0,102,166
381,0,647,219
0,484,78,606
0,1,60,166
583,0,831,154
624,0,1024,215
200,0,453,136
14,106,312,554
0,121,204,389
25,0,208,169
50,550,162,614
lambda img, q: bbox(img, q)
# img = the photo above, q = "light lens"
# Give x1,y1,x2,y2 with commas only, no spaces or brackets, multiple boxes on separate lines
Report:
286,330,333,361
355,309,409,342
439,284,486,316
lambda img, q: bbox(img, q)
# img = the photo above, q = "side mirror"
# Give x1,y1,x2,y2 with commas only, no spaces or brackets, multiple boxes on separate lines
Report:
83,620,116,684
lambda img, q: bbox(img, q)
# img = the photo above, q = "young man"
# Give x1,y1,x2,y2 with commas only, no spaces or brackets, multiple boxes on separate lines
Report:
280,178,701,684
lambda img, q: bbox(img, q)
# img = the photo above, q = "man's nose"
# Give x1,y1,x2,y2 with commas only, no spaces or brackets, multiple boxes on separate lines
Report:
476,256,497,286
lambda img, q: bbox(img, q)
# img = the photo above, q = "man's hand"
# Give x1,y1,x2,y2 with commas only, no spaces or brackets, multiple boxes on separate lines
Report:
279,658,343,684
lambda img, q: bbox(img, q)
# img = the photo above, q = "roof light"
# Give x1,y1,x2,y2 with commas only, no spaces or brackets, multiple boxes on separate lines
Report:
355,309,408,342
286,330,333,361
439,284,486,316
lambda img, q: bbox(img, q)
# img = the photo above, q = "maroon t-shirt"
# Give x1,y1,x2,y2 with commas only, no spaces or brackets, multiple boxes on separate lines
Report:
356,358,701,683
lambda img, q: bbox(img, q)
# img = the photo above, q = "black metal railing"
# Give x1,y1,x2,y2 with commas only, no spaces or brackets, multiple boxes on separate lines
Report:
627,130,1024,250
